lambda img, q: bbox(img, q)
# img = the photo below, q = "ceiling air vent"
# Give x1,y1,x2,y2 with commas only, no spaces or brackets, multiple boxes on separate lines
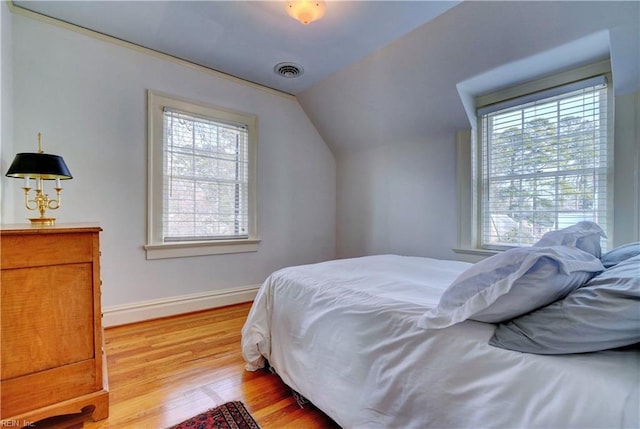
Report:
274,62,304,78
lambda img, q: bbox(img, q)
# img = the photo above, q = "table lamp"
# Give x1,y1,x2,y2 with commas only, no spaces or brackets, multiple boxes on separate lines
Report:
5,133,73,226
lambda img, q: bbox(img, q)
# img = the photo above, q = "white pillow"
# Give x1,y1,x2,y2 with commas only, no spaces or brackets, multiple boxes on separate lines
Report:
417,246,604,329
533,221,606,258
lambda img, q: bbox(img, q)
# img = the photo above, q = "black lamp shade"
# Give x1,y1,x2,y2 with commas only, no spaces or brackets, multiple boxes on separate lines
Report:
5,152,73,180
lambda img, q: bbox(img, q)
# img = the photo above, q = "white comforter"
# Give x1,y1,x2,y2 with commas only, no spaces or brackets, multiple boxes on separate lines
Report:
241,255,640,429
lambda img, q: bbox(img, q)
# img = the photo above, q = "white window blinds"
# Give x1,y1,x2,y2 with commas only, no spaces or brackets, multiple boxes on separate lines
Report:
162,108,249,242
479,76,609,249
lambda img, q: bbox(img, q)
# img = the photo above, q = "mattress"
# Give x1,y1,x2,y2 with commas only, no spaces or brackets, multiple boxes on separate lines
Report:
241,255,640,428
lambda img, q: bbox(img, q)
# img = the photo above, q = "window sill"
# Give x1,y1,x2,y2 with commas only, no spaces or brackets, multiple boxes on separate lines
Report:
452,247,500,263
144,238,261,260
452,247,500,257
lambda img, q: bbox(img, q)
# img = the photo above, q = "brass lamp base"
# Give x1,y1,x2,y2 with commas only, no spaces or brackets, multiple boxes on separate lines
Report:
29,217,57,227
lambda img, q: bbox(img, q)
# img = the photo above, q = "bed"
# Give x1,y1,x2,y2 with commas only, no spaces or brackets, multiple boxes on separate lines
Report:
241,224,640,428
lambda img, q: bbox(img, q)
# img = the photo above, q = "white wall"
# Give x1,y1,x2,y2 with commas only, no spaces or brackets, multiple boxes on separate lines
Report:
336,132,457,260
5,12,336,312
613,90,640,245
1,0,14,223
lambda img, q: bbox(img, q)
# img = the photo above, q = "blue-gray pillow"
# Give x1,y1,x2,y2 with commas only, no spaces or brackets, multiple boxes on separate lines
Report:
601,242,640,268
489,254,640,354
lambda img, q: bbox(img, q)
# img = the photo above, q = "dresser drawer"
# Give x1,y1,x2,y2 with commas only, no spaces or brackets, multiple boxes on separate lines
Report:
1,232,95,269
1,263,95,378
0,360,97,417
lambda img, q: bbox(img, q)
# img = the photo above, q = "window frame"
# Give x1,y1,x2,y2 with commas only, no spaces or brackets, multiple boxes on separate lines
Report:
145,90,259,260
455,60,614,256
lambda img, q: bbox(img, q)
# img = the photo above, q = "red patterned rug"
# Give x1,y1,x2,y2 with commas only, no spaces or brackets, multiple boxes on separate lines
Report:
168,401,260,429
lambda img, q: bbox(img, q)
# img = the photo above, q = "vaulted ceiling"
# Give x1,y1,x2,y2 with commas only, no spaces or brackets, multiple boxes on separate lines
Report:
13,1,462,95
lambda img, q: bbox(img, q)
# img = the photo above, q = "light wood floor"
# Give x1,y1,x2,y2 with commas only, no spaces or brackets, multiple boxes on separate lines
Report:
81,302,340,429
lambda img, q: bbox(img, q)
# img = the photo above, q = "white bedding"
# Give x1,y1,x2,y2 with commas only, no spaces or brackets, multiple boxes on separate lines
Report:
241,255,640,429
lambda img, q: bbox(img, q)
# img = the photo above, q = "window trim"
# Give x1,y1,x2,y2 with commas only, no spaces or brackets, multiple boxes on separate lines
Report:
145,90,259,260
455,60,614,256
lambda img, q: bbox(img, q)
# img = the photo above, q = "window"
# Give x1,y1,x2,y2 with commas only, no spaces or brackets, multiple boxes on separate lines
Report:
162,108,249,241
476,74,612,250
146,90,259,259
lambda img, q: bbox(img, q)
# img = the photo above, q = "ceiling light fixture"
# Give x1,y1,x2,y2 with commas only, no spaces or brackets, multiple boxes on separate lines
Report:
286,0,326,25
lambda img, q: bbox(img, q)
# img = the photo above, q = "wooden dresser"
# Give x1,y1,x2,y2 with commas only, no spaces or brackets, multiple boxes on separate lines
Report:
0,224,109,426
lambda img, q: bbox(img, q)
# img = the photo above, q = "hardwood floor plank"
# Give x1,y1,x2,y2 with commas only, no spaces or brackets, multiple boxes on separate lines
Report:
81,302,340,429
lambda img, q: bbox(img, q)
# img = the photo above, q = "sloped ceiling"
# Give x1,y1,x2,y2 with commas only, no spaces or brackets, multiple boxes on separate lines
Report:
12,0,461,95
297,1,640,154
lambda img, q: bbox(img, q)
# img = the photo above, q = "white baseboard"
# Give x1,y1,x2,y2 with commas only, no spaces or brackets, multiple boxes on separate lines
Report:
102,284,260,327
